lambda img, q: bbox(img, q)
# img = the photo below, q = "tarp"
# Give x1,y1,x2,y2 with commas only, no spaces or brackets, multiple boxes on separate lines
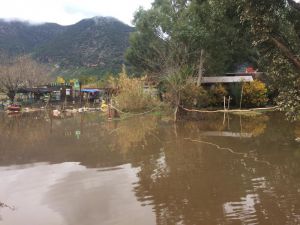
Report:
81,89,101,93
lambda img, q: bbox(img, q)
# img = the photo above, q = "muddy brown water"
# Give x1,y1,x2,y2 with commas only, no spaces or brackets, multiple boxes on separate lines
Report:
0,111,300,225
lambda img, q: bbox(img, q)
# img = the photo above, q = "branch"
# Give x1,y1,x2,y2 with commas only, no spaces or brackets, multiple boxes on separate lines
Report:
270,36,300,71
287,0,300,11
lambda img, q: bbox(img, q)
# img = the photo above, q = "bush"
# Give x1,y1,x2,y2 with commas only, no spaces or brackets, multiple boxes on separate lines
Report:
209,84,228,106
242,80,268,108
181,84,210,108
113,67,159,112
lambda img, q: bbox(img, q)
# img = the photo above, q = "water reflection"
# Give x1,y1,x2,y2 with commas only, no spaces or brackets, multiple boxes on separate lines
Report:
0,112,300,224
0,112,162,166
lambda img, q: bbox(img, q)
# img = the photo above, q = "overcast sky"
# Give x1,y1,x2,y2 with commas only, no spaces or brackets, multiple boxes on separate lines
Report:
0,0,154,26
1,0,300,26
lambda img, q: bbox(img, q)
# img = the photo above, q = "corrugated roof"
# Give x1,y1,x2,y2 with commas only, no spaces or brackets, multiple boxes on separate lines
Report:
201,76,253,83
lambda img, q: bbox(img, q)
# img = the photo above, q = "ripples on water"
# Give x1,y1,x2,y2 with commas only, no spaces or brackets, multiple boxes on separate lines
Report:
0,111,300,225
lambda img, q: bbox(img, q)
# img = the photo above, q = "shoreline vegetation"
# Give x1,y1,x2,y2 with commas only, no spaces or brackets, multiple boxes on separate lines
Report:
0,66,285,121
0,62,290,121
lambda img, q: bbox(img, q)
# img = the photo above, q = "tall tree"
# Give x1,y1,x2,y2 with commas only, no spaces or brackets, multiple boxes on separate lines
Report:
237,0,300,119
190,0,256,76
126,0,256,81
126,0,193,76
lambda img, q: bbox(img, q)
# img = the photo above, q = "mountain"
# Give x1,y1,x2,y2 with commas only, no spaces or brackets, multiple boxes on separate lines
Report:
0,17,134,76
0,20,65,54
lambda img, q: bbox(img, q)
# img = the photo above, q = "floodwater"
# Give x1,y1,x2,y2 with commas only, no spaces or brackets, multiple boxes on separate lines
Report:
0,111,300,225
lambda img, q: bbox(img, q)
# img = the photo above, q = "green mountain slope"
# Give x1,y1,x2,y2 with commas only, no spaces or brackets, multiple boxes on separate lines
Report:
0,17,134,76
0,20,65,54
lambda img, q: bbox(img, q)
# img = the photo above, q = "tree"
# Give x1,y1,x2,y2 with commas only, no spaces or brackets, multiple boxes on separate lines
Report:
0,55,50,101
163,66,192,121
238,0,300,70
126,0,258,120
237,0,300,119
126,0,256,82
126,1,193,76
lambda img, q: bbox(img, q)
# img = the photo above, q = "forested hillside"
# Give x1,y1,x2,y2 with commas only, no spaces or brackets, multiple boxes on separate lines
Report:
0,17,134,75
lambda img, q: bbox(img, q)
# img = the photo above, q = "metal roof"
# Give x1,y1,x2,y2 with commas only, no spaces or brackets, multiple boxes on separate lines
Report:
201,76,253,83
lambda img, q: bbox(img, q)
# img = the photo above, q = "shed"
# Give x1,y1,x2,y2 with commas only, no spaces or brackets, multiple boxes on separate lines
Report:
80,89,103,102
201,76,254,106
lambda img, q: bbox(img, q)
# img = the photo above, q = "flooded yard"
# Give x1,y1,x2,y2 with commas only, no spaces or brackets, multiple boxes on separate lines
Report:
0,111,300,225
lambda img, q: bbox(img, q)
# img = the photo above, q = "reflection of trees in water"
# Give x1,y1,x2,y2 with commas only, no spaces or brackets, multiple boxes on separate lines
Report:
178,113,270,137
2,112,300,224
241,114,269,137
0,112,51,146
133,135,251,224
0,112,161,168
131,113,300,225
107,116,159,155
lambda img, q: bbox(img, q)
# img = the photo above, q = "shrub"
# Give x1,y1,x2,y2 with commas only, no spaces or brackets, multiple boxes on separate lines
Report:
242,80,268,108
56,76,65,84
113,67,159,112
181,83,210,108
209,84,228,106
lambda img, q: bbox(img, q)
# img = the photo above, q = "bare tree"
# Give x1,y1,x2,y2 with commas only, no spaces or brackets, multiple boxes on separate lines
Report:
0,55,50,101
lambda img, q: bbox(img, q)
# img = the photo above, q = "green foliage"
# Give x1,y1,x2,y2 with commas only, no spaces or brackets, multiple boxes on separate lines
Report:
268,54,300,120
162,67,193,107
128,0,300,118
113,67,159,112
208,84,228,106
181,84,210,108
190,0,257,74
241,80,268,108
237,0,300,117
126,0,257,76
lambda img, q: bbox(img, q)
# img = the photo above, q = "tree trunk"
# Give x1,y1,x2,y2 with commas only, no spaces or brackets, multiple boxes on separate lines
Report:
240,84,244,109
197,49,205,87
270,37,300,71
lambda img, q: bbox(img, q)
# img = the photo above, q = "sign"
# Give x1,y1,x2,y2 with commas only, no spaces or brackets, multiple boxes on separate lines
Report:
66,89,71,96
